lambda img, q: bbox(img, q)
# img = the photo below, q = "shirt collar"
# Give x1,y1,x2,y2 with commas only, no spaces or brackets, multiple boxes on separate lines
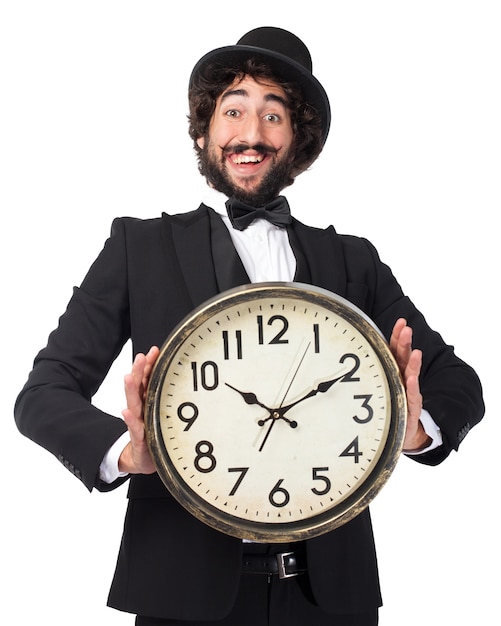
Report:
201,187,229,216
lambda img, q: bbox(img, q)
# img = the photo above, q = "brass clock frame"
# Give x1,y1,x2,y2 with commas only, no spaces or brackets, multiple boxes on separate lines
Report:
145,282,407,542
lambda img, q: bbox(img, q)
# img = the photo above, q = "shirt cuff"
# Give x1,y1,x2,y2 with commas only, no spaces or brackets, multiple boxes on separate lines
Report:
99,431,131,483
404,408,443,455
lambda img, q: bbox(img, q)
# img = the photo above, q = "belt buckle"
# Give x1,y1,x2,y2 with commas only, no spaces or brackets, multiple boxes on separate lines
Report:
276,551,298,579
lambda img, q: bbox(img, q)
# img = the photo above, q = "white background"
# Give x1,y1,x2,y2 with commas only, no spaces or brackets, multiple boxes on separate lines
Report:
1,1,499,624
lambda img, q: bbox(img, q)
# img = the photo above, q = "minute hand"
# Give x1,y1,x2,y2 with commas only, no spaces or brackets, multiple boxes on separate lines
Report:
279,374,346,415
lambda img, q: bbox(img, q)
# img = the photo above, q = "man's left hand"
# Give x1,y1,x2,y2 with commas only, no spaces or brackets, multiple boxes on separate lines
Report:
390,318,431,452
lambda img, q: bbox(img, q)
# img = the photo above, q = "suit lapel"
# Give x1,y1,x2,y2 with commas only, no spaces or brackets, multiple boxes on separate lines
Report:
162,205,251,312
162,206,220,310
288,219,347,297
207,206,250,292
162,207,348,315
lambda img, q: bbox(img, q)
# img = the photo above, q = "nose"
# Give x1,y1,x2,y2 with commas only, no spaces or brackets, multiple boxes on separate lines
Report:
237,112,265,147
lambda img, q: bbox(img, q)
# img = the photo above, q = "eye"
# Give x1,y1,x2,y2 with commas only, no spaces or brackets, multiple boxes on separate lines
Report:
225,109,240,118
264,113,280,123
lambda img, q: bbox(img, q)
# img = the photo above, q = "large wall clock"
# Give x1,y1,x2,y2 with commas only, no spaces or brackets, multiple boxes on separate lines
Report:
144,282,407,542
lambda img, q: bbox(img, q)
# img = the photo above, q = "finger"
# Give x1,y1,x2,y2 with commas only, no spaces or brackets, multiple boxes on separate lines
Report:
392,324,413,372
389,318,406,354
122,407,144,441
127,353,146,394
122,347,160,438
141,346,160,387
145,345,160,364
405,372,423,421
124,371,144,418
405,348,422,380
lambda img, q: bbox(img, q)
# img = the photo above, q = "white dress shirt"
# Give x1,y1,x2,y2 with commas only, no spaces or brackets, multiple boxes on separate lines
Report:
99,189,442,483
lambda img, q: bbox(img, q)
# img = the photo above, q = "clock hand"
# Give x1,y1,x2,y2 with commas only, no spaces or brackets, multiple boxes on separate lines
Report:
258,342,311,452
279,373,346,415
278,342,311,408
258,413,298,428
258,419,276,452
224,382,272,412
225,381,279,453
257,374,345,440
225,382,298,429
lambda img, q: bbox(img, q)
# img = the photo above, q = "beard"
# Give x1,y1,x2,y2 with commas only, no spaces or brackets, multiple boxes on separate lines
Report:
200,141,295,207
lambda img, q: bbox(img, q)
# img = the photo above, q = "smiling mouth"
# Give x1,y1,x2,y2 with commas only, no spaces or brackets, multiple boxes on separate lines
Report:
231,153,265,165
224,143,278,167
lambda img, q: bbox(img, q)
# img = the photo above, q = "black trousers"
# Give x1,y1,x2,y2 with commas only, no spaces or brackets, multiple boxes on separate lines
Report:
135,544,379,626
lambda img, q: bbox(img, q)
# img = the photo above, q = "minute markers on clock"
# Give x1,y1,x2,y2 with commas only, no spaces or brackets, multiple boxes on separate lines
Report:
145,284,405,542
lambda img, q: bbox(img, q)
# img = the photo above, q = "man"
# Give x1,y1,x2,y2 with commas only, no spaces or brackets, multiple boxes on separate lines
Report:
15,27,484,625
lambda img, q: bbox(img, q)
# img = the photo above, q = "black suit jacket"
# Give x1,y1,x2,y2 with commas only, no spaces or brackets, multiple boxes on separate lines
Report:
15,206,484,620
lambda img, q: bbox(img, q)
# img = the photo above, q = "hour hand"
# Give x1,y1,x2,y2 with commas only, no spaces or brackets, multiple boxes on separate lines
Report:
225,383,297,429
224,383,272,412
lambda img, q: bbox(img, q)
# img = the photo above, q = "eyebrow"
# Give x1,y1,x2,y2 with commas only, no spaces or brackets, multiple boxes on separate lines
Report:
220,88,288,107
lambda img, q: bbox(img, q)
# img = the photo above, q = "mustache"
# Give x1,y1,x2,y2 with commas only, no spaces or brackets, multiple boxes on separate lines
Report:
222,143,278,157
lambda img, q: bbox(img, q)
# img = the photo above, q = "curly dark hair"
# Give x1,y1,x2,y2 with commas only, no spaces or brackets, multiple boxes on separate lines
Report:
188,58,324,186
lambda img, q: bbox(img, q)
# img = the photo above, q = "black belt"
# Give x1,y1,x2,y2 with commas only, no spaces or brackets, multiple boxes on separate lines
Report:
242,550,307,579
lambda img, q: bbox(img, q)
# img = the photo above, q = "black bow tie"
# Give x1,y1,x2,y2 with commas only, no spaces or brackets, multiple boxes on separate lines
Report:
225,196,292,231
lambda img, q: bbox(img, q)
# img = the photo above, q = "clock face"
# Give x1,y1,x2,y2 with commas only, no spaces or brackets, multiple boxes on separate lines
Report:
145,283,406,542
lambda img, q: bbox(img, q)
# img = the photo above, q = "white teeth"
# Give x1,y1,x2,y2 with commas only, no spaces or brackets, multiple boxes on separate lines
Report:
233,154,264,164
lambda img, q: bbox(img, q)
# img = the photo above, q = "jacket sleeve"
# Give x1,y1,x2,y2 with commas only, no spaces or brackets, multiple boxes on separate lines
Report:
354,237,484,466
14,219,132,492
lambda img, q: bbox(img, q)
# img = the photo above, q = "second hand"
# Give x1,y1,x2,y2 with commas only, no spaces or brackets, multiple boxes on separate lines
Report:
258,341,311,452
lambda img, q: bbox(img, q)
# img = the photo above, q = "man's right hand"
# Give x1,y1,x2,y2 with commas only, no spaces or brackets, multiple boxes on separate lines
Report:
119,346,160,475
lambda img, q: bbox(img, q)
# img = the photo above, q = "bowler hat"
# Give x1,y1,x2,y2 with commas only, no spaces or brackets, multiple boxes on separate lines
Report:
189,26,331,145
